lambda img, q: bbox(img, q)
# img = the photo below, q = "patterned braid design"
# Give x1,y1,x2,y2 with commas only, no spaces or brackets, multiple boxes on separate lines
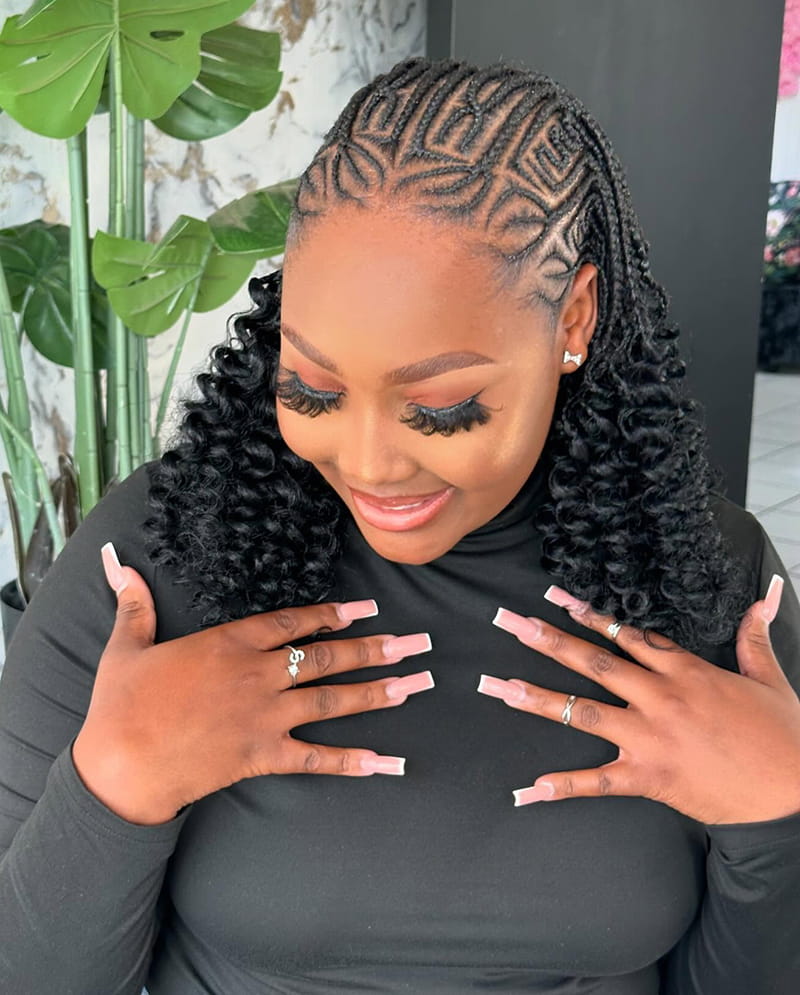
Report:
147,58,747,646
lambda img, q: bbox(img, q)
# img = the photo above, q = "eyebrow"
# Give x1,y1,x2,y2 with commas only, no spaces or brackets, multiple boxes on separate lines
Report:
280,324,494,384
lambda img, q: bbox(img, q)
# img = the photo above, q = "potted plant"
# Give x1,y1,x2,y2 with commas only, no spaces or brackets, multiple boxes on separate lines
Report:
0,0,298,645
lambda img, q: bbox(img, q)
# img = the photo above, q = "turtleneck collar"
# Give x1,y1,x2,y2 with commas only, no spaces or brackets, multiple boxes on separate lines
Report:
446,459,548,556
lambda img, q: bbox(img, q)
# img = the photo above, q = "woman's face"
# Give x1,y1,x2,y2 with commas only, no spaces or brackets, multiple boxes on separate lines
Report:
279,203,596,564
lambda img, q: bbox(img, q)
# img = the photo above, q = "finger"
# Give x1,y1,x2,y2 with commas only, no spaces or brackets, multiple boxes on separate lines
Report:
736,575,791,690
286,670,435,725
477,675,631,745
229,598,380,650
512,760,635,806
101,542,156,650
493,608,657,700
272,632,433,689
278,741,407,777
542,586,686,672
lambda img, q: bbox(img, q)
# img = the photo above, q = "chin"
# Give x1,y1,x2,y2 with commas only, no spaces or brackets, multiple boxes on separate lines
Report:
357,527,459,565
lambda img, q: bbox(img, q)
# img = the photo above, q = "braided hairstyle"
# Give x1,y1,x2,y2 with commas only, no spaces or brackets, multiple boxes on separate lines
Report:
147,57,748,646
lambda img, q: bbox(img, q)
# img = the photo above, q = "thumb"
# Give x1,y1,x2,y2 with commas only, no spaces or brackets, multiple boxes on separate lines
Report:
101,541,157,650
736,574,789,688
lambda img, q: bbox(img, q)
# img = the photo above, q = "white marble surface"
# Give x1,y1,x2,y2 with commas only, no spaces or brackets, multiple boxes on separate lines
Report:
0,0,425,589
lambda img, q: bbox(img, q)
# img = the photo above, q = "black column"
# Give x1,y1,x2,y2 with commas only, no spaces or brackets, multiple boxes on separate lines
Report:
428,0,785,504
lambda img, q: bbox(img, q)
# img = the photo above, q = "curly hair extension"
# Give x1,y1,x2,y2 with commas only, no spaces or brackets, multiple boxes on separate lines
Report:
146,271,345,625
147,57,748,645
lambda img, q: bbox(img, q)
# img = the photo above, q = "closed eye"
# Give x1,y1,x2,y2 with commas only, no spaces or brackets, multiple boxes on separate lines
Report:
275,368,493,435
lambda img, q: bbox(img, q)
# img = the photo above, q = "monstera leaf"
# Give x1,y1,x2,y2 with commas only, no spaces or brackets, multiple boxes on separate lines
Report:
92,215,260,337
153,24,282,141
0,0,253,138
0,220,109,368
208,179,299,255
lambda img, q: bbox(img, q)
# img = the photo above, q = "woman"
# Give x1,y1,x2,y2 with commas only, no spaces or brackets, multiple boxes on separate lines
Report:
1,57,799,994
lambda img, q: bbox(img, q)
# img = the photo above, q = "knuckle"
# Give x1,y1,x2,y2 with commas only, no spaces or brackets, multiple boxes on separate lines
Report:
273,610,298,637
578,702,602,728
563,776,575,796
548,630,569,655
303,748,322,773
308,641,334,677
598,771,613,795
590,650,616,677
357,639,372,666
315,686,337,717
339,751,352,774
362,683,376,709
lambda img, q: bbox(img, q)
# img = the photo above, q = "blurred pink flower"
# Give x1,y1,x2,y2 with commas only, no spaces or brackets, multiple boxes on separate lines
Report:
781,246,800,266
765,246,775,262
779,0,800,98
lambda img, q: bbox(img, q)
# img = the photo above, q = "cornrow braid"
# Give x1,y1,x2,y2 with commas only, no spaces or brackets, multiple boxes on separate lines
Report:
147,58,748,646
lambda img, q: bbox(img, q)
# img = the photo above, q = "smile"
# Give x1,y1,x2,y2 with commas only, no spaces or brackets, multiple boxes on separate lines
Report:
348,486,455,532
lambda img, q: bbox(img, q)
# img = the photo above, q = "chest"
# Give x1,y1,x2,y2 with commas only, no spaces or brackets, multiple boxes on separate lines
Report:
165,577,707,978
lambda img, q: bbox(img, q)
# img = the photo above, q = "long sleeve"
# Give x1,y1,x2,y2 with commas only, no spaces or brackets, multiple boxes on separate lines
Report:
0,466,190,995
660,521,800,995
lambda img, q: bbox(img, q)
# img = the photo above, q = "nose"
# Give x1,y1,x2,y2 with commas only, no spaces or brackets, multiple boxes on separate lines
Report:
334,407,416,488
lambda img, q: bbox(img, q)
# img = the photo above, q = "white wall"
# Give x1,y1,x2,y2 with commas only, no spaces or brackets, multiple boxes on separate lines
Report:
771,92,800,181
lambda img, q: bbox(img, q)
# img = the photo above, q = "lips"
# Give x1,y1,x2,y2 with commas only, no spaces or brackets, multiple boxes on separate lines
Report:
348,486,455,532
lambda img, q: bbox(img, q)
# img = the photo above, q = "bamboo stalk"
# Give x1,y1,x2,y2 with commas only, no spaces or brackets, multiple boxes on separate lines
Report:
0,406,65,555
68,131,101,517
0,259,38,541
0,264,22,484
109,34,132,481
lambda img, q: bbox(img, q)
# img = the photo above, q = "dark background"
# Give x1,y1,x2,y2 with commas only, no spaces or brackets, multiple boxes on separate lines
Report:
428,0,785,504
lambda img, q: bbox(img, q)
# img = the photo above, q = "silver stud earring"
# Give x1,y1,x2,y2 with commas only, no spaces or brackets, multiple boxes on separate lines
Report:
563,350,583,367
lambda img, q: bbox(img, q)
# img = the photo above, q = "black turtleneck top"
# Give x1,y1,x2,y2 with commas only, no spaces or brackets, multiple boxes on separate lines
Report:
1,463,799,994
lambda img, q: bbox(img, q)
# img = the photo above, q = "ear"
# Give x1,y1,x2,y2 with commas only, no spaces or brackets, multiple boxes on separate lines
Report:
559,263,598,372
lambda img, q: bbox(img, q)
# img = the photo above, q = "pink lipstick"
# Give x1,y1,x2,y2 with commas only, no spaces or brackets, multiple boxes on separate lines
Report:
349,486,455,532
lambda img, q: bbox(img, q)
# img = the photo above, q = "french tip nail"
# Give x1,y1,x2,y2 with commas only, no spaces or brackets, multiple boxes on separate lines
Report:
763,574,785,623
513,783,555,806
101,541,127,593
362,754,406,775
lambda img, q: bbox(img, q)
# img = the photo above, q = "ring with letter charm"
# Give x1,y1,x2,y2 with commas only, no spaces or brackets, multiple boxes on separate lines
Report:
285,645,305,688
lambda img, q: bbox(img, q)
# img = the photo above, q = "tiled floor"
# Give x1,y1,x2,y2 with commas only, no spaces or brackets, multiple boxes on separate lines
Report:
746,371,800,594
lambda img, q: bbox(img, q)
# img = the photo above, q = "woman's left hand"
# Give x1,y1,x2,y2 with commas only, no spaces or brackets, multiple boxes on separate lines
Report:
480,576,800,825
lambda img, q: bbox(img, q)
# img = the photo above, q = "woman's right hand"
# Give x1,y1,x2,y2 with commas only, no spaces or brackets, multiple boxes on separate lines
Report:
71,543,433,826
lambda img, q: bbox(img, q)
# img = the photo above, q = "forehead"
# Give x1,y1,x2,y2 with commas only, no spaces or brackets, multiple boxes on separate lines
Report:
281,203,537,357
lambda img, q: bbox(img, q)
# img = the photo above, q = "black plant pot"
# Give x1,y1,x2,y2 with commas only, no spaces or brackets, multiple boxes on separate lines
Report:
1,579,25,653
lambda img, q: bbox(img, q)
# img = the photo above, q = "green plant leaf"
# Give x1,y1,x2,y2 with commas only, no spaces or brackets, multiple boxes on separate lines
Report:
0,219,110,368
93,216,259,337
208,179,298,255
0,0,254,138
154,24,282,141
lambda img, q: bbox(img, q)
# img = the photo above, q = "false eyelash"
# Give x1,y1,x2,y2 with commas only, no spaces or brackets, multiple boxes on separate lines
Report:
400,395,492,436
275,369,343,417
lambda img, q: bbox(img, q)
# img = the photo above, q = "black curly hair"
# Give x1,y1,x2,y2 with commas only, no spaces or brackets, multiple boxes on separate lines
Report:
146,57,748,647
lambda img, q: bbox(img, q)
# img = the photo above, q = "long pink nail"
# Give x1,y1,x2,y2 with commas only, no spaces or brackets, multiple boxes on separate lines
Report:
385,670,435,700
477,674,525,703
382,632,432,661
543,585,588,611
101,542,127,593
513,782,555,806
492,608,542,640
763,575,784,623
361,754,406,775
336,599,379,621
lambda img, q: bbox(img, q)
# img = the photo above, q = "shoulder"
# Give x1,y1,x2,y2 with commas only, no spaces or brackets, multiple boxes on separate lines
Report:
709,492,800,686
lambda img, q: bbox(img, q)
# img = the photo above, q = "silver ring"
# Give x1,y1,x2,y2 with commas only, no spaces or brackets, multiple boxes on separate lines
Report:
285,645,305,688
561,693,577,726
607,621,622,641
